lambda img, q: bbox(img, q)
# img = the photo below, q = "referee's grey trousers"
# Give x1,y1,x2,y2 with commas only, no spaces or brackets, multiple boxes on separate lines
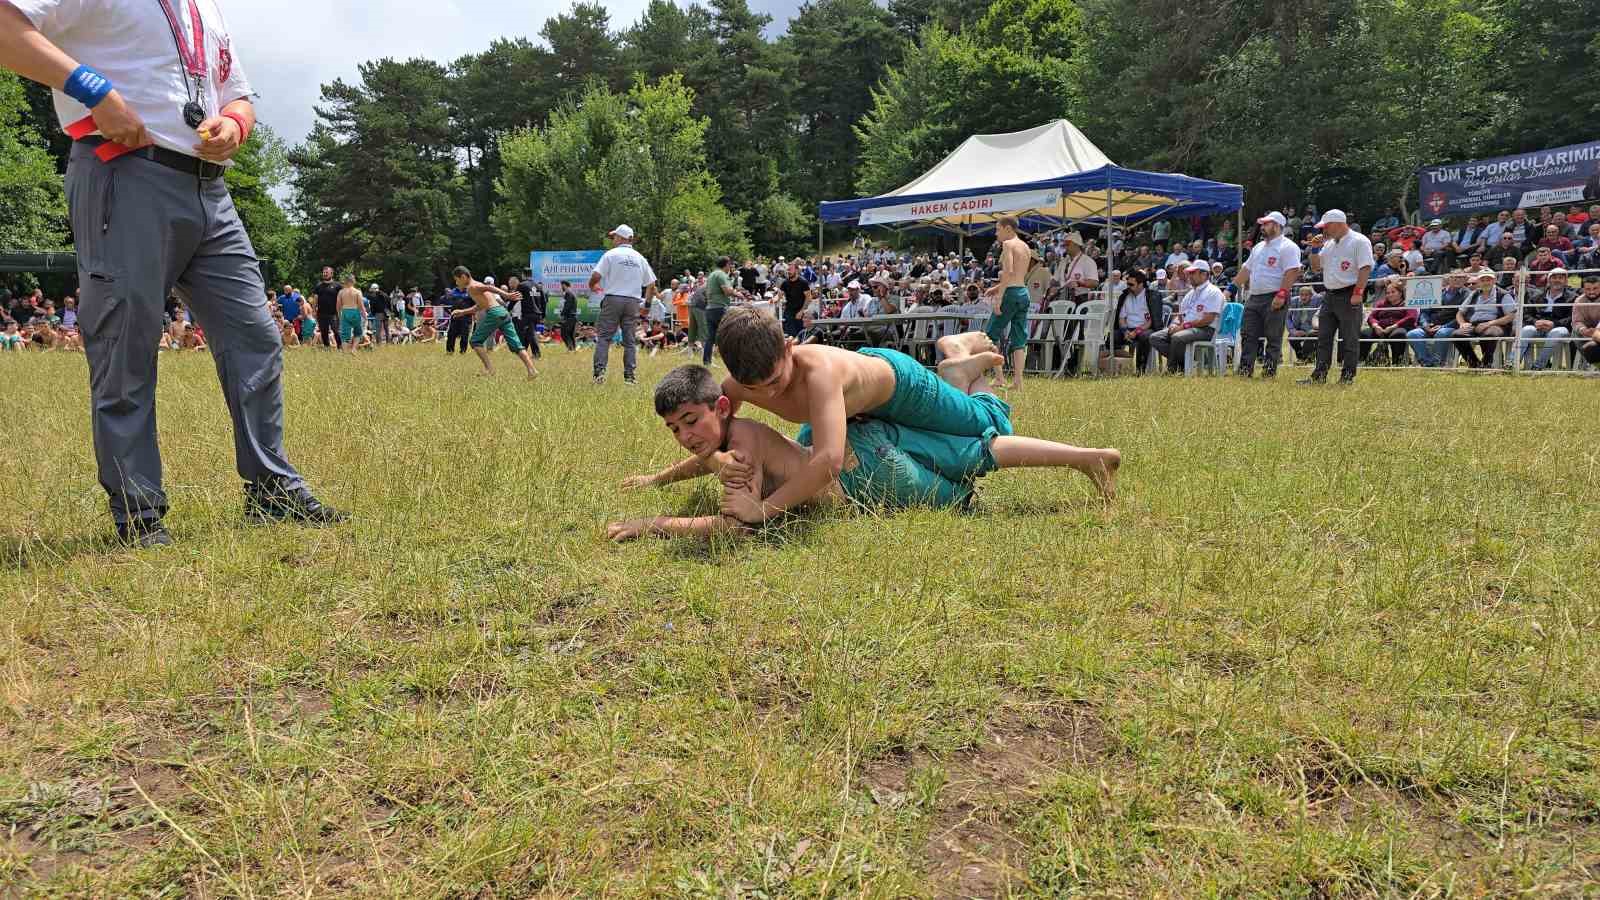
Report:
66,143,305,526
592,293,640,380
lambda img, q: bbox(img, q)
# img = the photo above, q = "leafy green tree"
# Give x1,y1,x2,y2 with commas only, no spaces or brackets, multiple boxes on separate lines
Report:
779,0,899,207
620,0,714,83
0,71,67,251
494,76,747,276
288,58,458,289
540,2,622,90
854,22,1074,195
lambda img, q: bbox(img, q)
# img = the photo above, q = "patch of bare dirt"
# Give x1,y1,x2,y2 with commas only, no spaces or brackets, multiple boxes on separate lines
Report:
862,703,1111,898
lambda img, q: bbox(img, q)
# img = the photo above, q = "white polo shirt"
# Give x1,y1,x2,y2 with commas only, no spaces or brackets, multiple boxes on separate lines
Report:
1178,281,1224,323
1118,289,1151,329
11,0,255,163
591,243,656,300
1054,252,1099,297
1242,235,1302,294
1314,230,1375,290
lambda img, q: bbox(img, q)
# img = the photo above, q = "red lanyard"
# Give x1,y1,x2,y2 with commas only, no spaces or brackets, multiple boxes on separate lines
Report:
155,0,207,78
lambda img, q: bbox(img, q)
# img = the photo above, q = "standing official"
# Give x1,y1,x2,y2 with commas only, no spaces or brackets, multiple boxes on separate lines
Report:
1303,209,1374,385
1233,211,1302,379
588,224,656,385
0,0,343,546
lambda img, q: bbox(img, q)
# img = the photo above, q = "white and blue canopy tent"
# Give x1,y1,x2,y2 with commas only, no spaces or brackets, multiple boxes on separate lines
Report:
817,119,1245,253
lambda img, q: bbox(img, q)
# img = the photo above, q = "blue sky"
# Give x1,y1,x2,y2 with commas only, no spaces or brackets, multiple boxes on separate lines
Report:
227,0,806,150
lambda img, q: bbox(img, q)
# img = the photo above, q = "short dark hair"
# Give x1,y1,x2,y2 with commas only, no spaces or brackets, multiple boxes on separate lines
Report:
654,365,722,416
452,265,471,279
716,307,786,384
717,256,732,269
1584,275,1600,285
560,280,571,287
997,214,1019,232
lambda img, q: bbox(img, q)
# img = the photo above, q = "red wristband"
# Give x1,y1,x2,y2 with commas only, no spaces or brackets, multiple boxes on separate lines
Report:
221,110,251,143
1275,288,1288,300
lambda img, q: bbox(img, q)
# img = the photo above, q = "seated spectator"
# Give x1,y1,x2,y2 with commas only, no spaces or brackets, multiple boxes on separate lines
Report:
1537,224,1574,263
1528,245,1562,287
1148,262,1223,373
1406,271,1465,367
1498,255,1524,293
1112,269,1161,371
1491,231,1525,269
1449,215,1485,269
1401,242,1426,274
1286,285,1321,363
1420,219,1451,273
60,296,78,332
1374,208,1402,231
1361,280,1416,365
1551,210,1578,240
1574,221,1600,264
1574,275,1600,366
1454,270,1516,368
1481,209,1509,248
1519,267,1574,370
179,323,207,351
1372,249,1406,280
0,319,22,351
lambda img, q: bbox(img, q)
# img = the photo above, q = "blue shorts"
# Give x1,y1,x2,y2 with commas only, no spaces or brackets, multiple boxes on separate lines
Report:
858,347,1013,438
798,419,1002,510
985,286,1032,351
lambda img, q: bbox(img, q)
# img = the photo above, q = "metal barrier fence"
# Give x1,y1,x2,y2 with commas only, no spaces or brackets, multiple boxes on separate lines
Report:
1225,266,1600,375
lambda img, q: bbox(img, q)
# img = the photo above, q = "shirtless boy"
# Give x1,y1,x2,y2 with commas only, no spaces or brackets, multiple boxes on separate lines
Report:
337,274,366,353
450,266,539,378
605,362,1118,541
984,214,1033,389
706,306,1007,526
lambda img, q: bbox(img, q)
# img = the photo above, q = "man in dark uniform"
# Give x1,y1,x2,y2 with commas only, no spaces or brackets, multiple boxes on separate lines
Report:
444,286,474,354
312,266,341,349
0,0,344,546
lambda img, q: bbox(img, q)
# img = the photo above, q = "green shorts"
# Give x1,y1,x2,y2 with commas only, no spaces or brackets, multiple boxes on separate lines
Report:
797,419,1002,510
298,317,316,341
985,285,1032,352
470,305,523,352
339,308,364,343
859,347,1013,438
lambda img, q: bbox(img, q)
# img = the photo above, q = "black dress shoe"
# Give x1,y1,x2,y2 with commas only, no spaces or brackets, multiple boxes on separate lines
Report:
115,517,172,548
245,479,348,525
1296,376,1326,385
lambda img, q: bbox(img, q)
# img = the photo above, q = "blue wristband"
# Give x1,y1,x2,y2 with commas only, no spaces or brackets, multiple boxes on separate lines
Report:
63,64,114,109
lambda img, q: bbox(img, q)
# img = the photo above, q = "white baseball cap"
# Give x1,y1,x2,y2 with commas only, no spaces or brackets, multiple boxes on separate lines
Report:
1315,209,1348,228
484,276,495,285
369,283,379,291
608,224,635,240
1428,218,1444,226
1187,260,1209,272
1257,211,1287,227
846,280,861,290
1063,231,1085,246
1156,268,1168,279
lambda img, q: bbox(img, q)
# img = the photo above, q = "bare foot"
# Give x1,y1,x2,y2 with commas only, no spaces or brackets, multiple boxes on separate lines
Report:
938,350,1005,394
526,370,539,380
1089,448,1120,502
937,331,997,361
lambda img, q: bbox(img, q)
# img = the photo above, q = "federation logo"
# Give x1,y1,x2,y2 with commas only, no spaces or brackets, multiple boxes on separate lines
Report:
217,39,233,83
1425,192,1448,216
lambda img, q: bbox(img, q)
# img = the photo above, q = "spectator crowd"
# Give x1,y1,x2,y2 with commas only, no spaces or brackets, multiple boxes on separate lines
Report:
8,202,1600,373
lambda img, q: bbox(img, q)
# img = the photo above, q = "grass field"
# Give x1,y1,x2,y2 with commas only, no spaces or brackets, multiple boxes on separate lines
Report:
2,343,1597,897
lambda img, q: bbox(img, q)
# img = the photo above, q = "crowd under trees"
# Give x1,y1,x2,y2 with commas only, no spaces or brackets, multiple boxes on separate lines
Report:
3,0,1591,293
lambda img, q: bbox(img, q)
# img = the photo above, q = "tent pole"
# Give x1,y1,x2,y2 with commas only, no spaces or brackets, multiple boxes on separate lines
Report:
959,215,967,259
1236,208,1243,265
818,219,824,258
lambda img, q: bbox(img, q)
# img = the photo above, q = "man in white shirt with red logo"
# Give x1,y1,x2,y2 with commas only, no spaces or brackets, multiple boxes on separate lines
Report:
1303,209,1374,385
1148,260,1224,374
0,0,344,547
1233,210,1302,379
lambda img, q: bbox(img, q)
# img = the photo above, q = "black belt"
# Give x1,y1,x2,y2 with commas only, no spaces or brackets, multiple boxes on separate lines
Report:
76,137,226,180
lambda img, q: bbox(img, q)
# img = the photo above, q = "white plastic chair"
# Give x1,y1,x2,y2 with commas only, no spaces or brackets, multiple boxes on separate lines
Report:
1077,299,1112,375
1185,301,1244,375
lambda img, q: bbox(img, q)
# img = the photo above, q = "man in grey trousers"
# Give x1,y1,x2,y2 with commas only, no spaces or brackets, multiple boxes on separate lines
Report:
588,224,657,385
1,0,344,547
